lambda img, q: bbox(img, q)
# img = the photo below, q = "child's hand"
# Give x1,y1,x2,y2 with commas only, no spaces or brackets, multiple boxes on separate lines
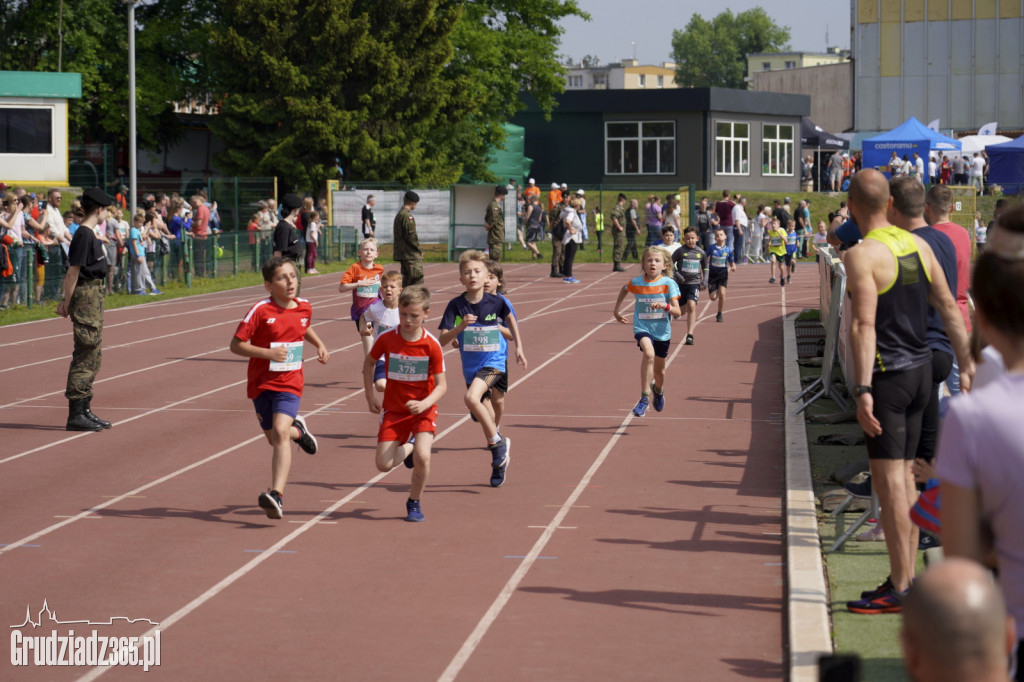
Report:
317,346,330,364
366,393,381,414
359,322,373,337
268,346,289,362
461,314,478,327
405,399,427,415
614,311,629,324
912,457,936,483
515,347,528,370
451,339,460,349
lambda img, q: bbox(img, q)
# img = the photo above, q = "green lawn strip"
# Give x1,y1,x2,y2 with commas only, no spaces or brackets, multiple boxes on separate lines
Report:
799,363,917,682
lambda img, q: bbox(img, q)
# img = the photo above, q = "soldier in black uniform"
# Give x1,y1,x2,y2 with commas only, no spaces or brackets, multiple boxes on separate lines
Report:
57,188,115,431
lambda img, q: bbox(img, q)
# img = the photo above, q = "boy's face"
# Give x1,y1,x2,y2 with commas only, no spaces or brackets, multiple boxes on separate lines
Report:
684,231,698,248
661,231,675,245
713,229,726,246
483,272,499,294
399,302,428,333
380,279,401,305
818,224,827,234
459,260,487,292
358,242,378,263
264,262,298,302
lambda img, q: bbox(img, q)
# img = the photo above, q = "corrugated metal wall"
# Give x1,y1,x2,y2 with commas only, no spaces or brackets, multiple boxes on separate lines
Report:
854,0,1024,131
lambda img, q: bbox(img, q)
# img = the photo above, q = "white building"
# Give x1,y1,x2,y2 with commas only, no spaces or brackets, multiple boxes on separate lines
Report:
564,59,679,90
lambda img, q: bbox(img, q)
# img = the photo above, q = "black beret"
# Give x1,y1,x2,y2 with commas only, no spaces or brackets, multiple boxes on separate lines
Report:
495,186,508,195
82,187,114,207
281,193,303,210
404,190,420,203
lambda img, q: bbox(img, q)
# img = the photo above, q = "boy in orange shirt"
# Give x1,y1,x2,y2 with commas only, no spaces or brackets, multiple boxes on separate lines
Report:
363,285,447,522
339,238,384,354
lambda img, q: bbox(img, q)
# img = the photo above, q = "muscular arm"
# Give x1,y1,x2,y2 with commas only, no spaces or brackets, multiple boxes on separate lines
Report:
915,236,974,391
844,244,883,436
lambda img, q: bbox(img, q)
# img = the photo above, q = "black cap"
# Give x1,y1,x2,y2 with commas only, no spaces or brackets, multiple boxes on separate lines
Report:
495,186,508,196
82,187,114,207
281,193,302,210
404,190,420,203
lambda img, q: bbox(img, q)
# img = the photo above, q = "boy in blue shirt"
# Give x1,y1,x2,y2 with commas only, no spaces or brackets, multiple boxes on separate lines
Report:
670,227,707,346
785,220,800,284
439,250,527,487
613,246,681,417
707,227,736,322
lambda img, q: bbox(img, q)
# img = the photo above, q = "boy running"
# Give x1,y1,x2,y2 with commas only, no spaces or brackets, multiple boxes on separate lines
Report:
439,250,527,488
363,285,446,522
707,227,736,322
613,246,681,416
767,217,790,285
671,227,707,345
359,270,402,394
339,238,384,355
657,225,681,257
230,257,329,519
784,220,800,284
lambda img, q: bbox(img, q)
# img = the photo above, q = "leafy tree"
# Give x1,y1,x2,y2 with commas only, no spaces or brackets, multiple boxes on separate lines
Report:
671,7,789,89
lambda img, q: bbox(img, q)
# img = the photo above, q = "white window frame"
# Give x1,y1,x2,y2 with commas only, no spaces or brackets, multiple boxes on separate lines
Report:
762,62,771,71
784,60,796,69
638,74,646,87
762,123,795,176
0,104,55,157
657,75,664,88
605,120,676,176
714,120,750,176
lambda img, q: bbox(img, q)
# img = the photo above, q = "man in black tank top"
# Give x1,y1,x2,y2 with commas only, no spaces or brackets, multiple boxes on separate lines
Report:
843,170,974,615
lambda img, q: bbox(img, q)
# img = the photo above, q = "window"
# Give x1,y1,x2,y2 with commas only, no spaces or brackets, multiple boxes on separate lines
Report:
568,75,583,88
762,123,795,176
593,73,607,87
657,75,664,88
0,107,53,154
762,62,771,71
715,121,749,176
784,61,796,69
606,121,675,175
638,74,647,87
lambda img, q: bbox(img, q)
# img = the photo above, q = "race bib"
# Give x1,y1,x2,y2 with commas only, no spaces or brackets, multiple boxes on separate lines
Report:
786,234,797,246
681,259,700,273
711,255,727,269
269,342,303,372
770,236,782,247
637,297,665,320
356,283,380,298
462,325,501,352
388,353,429,382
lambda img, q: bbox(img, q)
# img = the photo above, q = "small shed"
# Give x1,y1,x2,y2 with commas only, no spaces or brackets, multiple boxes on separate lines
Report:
0,70,82,184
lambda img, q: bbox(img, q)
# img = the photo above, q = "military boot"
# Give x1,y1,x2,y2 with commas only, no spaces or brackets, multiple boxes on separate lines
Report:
83,398,112,429
67,399,103,432
613,262,626,272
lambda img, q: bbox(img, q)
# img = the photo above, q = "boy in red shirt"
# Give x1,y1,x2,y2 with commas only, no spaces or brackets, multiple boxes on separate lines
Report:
363,285,447,522
339,238,385,355
230,257,330,519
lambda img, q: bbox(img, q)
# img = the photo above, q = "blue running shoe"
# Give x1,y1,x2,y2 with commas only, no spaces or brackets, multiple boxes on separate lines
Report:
651,385,665,412
405,499,424,522
490,437,510,487
150,289,163,295
632,395,649,417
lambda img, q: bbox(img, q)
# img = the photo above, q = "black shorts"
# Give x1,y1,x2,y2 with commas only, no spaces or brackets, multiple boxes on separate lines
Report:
708,269,728,294
525,227,542,243
468,367,508,395
770,252,792,266
634,332,670,359
864,363,931,461
680,283,700,303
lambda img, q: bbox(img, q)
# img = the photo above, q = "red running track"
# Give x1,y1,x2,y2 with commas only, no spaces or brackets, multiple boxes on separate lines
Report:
0,260,819,681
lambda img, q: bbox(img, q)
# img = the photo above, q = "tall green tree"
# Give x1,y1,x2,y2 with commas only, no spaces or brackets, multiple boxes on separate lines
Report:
671,8,789,89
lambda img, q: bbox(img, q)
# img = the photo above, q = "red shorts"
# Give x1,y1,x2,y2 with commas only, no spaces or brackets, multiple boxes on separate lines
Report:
377,409,437,443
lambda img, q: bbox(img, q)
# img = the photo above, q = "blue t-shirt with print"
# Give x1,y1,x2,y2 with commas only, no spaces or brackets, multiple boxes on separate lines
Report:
708,244,734,272
626,275,680,342
440,292,514,382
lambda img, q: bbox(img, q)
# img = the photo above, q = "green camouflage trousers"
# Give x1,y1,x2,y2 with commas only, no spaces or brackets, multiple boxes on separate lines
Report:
65,280,105,400
487,231,505,262
401,258,424,287
612,228,625,263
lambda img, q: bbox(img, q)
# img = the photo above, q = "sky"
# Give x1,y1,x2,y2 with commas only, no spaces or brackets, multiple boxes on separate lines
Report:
557,0,851,66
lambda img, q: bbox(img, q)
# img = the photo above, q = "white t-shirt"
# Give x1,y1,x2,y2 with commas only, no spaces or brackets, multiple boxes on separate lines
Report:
915,156,925,177
661,242,682,257
305,221,319,244
731,204,748,228
362,299,400,341
970,156,986,177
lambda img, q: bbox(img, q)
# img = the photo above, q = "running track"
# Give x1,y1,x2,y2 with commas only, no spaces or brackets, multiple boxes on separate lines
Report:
1,261,818,680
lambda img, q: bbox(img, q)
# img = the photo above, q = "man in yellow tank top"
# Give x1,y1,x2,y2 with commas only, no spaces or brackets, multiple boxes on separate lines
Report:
843,169,974,614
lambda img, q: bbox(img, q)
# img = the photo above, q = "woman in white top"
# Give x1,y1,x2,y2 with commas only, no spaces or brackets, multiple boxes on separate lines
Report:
304,212,320,274
560,197,584,284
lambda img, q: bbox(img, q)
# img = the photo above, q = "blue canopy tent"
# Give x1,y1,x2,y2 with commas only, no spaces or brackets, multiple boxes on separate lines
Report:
986,135,1024,195
862,117,961,175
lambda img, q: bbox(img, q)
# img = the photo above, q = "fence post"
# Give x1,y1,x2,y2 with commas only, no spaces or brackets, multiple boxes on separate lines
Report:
234,177,240,234
211,234,218,279
233,233,238,276
25,251,34,309
186,238,193,288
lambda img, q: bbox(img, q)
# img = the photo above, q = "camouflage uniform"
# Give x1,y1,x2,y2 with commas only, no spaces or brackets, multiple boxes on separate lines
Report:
393,206,423,287
610,202,627,265
65,281,105,400
485,198,505,262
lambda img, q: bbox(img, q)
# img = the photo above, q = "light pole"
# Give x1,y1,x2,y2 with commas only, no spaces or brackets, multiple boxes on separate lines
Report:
124,0,140,218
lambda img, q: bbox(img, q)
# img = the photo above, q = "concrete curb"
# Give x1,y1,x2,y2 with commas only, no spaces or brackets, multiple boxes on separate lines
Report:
784,312,833,681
